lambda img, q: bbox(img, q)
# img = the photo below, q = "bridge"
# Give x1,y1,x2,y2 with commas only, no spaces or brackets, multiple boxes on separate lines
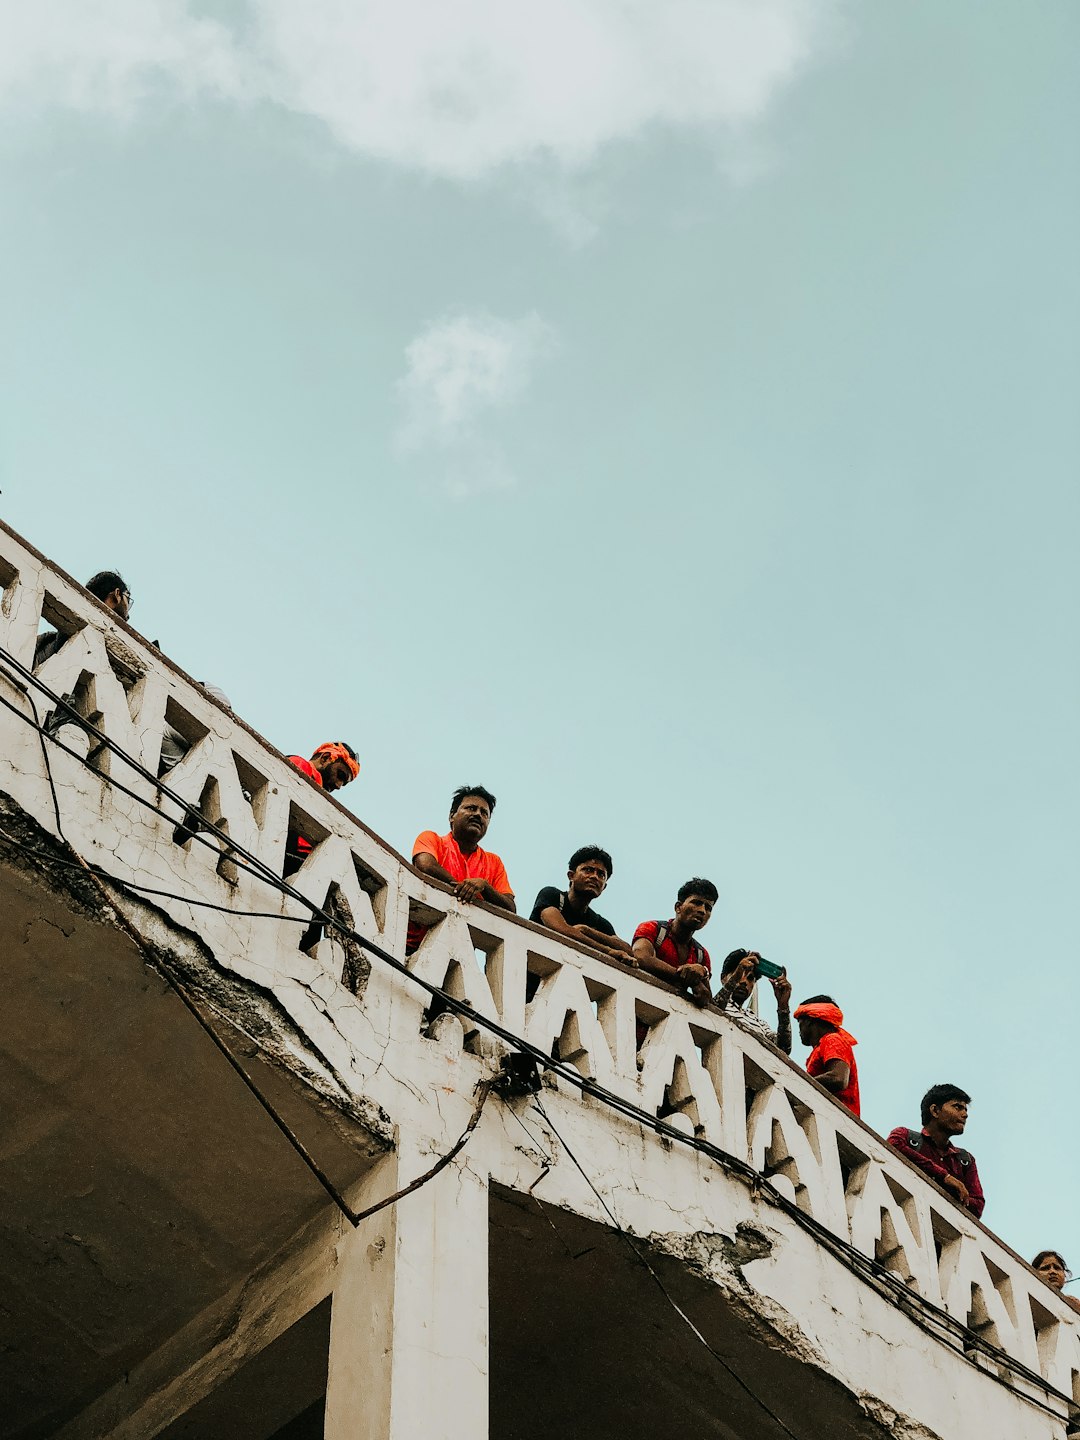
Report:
1,520,1076,1440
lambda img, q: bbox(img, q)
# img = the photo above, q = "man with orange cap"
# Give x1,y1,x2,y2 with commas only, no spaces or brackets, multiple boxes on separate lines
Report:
284,742,360,873
288,742,360,794
794,995,860,1117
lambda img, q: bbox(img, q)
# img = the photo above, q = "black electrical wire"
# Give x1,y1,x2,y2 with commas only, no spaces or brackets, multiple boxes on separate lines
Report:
3,676,368,1224
0,645,1075,1424
529,1091,1077,1430
1,654,812,1439
0,650,325,905
532,1096,802,1440
349,1078,493,1227
0,827,317,922
0,662,491,1231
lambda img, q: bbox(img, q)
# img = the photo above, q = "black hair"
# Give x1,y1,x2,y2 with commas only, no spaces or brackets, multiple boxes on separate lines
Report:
568,845,613,878
677,877,718,905
450,785,497,816
1032,1250,1070,1274
722,948,751,978
920,1083,971,1126
340,742,358,762
86,571,128,602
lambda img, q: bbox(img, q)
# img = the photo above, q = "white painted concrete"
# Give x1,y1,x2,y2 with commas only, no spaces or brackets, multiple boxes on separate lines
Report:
1,521,1077,1439
326,1147,488,1440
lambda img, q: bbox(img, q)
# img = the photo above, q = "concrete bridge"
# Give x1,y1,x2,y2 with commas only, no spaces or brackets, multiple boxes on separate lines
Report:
1,520,1077,1440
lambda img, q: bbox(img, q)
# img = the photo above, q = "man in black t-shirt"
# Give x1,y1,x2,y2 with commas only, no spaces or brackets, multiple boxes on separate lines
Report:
530,846,636,965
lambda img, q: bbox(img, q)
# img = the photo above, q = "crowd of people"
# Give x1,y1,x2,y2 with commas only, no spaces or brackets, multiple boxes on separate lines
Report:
30,569,1078,1317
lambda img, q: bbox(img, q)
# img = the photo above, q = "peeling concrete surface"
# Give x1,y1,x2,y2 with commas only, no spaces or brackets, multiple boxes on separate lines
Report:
2,521,1075,1440
0,796,392,1439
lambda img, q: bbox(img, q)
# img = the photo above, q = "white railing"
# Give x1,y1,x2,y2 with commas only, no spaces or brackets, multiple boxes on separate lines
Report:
0,520,1077,1419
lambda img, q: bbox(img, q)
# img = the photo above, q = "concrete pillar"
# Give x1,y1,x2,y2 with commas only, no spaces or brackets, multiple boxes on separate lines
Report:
325,1145,489,1440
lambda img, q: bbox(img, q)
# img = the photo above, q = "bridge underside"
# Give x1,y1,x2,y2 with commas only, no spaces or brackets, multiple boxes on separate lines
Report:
147,1186,904,1440
2,806,916,1440
0,812,389,1440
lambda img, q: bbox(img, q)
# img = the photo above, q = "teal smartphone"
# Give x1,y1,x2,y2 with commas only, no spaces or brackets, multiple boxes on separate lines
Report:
754,957,785,980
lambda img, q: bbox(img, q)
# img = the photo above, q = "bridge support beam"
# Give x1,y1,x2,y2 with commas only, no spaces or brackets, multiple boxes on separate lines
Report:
325,1145,489,1440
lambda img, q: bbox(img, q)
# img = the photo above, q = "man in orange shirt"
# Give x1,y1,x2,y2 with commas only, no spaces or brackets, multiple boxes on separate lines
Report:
795,994,860,1117
284,742,360,874
287,742,360,794
407,785,515,951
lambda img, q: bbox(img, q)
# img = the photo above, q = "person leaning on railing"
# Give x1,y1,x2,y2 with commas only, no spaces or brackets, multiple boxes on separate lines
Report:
1031,1252,1080,1317
631,878,718,1007
714,950,792,1054
530,845,636,965
284,742,360,874
34,569,132,666
407,785,516,953
886,1084,985,1219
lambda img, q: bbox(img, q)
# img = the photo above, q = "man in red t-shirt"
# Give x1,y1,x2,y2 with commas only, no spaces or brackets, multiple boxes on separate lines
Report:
794,995,860,1116
632,877,717,1006
407,784,515,952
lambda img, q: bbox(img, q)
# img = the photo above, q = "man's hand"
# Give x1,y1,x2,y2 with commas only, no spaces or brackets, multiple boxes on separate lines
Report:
942,1174,971,1206
455,877,488,903
572,925,638,967
678,963,709,985
770,972,792,1010
677,963,711,1006
732,954,758,990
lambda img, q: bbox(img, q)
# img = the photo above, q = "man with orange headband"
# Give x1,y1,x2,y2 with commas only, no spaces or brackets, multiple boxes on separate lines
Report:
288,742,360,794
285,743,360,873
794,994,860,1116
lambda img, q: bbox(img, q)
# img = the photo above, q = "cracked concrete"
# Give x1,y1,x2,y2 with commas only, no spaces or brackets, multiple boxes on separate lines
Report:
2,522,1075,1440
1,788,394,1161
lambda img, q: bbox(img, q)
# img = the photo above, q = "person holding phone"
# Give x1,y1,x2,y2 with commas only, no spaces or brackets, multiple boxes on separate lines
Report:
714,949,792,1054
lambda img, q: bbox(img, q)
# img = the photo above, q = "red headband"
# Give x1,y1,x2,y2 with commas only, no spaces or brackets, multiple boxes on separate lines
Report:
314,742,360,780
794,1002,857,1046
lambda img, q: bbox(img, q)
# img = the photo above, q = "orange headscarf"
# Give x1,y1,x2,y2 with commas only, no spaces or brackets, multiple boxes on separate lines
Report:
793,1001,857,1046
314,742,360,780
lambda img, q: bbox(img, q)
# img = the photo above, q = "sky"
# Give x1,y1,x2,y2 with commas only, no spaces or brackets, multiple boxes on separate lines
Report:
1,1,1077,1269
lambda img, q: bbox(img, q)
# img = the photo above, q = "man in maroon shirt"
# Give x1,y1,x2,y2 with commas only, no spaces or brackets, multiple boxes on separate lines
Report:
887,1084,985,1219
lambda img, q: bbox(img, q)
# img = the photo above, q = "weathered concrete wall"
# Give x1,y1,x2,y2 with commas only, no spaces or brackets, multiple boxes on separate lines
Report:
1,521,1076,1440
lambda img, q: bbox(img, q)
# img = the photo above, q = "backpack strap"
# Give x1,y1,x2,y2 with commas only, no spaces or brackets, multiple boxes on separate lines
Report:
907,1130,972,1169
653,924,703,968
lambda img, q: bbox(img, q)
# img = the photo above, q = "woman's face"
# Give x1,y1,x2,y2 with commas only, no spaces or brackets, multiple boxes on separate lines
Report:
1035,1254,1068,1292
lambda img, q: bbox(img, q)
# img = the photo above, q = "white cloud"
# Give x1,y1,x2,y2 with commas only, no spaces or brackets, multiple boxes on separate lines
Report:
0,1,248,116
0,0,833,180
396,310,554,497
